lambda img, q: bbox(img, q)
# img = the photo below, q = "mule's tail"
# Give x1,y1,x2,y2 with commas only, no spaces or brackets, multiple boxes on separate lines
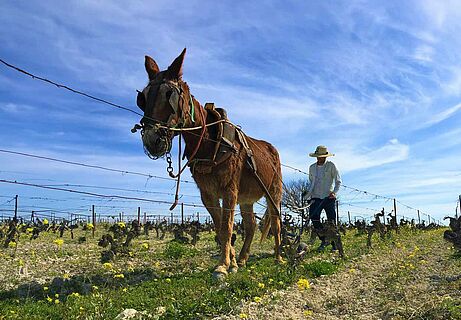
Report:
260,209,271,243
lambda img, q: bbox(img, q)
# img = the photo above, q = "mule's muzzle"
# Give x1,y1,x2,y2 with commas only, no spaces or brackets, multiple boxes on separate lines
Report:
141,127,172,159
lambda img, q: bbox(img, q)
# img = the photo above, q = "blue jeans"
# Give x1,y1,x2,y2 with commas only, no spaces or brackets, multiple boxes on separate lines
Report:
309,197,337,242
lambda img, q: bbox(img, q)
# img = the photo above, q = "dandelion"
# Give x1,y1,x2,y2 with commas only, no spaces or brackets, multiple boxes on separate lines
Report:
141,242,149,251
63,273,70,279
43,219,49,225
122,288,127,292
55,294,59,298
18,259,24,266
156,306,166,316
129,251,134,257
8,241,17,249
46,296,53,303
86,223,94,229
54,239,64,247
117,222,126,228
253,296,262,303
127,266,134,272
239,313,248,319
278,281,284,286
349,268,356,274
79,307,84,311
70,292,80,298
102,262,113,270
54,299,60,304
303,310,313,317
26,227,34,233
43,286,48,291
268,278,274,284
114,273,125,279
297,278,310,290
165,278,171,283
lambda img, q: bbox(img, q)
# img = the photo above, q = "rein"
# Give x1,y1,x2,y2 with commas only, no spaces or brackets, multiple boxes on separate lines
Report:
167,106,207,210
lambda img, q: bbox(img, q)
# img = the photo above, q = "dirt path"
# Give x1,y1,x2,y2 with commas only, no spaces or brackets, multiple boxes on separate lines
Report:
218,229,461,320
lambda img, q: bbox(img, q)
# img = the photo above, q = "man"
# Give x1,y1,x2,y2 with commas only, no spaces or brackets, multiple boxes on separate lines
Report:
306,145,342,251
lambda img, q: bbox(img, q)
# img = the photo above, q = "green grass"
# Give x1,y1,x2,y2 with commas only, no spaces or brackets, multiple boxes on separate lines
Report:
0,226,440,319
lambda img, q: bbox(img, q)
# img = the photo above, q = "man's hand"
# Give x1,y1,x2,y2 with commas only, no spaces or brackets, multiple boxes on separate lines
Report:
328,192,336,199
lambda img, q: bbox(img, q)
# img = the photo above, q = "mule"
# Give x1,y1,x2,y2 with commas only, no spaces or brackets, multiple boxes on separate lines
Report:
135,49,282,278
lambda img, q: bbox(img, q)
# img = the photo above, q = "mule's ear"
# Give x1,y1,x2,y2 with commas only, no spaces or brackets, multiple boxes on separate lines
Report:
145,55,160,80
166,48,186,79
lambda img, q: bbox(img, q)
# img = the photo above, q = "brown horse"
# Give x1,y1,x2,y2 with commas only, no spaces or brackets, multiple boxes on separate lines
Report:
135,49,282,279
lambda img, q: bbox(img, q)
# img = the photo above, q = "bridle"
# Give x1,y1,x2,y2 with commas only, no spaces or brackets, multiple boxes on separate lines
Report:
132,78,198,160
132,77,207,210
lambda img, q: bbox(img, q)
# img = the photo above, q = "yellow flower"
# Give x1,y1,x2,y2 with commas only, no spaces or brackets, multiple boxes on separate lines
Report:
55,294,59,298
92,285,99,291
396,242,402,248
8,241,17,248
117,222,126,228
253,296,262,303
18,259,24,266
26,227,34,233
46,296,53,303
122,288,127,292
297,278,310,290
278,281,284,286
408,253,415,258
258,282,265,289
114,273,125,279
165,278,171,283
420,259,427,264
103,262,113,270
141,242,149,250
268,278,274,284
43,219,49,225
79,307,84,311
54,299,60,304
349,268,356,274
239,313,248,319
70,292,80,298
54,239,64,247
43,286,48,291
303,310,313,317
86,223,94,229
63,273,70,279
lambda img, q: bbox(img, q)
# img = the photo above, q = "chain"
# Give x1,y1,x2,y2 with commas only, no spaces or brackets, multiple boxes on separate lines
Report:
166,152,174,177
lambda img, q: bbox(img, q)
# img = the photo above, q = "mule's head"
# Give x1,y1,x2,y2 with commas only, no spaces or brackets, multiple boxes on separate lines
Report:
135,48,191,159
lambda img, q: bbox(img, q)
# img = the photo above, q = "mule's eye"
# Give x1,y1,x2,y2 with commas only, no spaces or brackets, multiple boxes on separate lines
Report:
136,90,146,111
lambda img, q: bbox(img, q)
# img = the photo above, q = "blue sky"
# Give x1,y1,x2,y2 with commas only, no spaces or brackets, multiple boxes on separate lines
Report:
1,0,460,223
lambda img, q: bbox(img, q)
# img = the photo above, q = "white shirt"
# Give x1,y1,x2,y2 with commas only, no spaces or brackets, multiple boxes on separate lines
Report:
307,160,342,199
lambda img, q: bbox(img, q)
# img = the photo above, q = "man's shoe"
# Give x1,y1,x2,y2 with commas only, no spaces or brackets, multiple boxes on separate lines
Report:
317,241,330,252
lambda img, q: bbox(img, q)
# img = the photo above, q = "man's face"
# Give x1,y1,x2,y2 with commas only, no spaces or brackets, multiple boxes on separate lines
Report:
317,157,326,165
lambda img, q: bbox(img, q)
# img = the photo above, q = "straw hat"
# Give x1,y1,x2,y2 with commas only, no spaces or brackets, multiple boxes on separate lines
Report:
309,145,335,157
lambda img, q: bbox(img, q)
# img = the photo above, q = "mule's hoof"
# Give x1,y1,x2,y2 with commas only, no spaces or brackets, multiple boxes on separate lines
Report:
275,257,286,264
212,270,228,281
229,266,239,273
237,260,246,268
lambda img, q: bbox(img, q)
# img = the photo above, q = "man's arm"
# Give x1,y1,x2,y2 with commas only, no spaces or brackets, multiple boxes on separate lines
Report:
332,163,342,195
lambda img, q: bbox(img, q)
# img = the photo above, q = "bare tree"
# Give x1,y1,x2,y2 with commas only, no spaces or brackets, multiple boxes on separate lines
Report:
282,179,310,212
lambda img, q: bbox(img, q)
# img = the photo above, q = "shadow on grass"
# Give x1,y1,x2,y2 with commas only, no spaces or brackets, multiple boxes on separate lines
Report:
0,267,163,303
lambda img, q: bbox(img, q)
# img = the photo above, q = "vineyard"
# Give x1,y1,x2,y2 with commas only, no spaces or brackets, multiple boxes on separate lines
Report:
0,215,460,319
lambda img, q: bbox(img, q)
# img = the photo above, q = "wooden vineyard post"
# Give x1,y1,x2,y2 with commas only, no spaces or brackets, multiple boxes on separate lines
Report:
393,198,397,221
417,210,421,224
137,207,141,224
181,203,184,225
170,212,173,224
197,212,200,222
348,211,351,225
92,205,96,238
14,195,18,220
336,200,339,225
143,212,147,224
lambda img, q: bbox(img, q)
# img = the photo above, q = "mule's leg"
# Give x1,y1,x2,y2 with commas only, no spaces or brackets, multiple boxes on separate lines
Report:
237,203,256,267
200,191,221,242
214,188,238,278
